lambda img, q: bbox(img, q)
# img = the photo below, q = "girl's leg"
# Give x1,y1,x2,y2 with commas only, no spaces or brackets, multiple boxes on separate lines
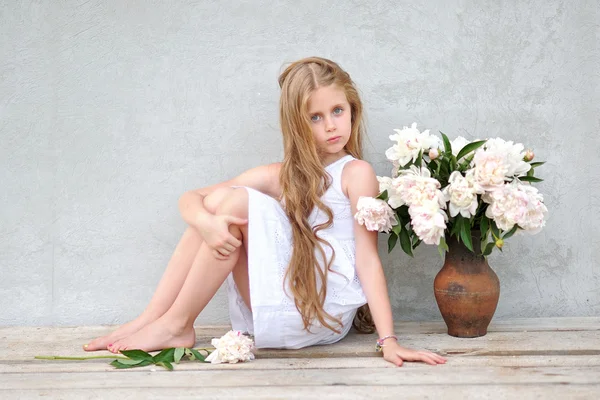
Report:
84,227,203,351
108,188,250,353
84,187,248,351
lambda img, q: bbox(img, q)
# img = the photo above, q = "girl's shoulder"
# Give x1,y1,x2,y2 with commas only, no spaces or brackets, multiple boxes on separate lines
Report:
340,159,378,199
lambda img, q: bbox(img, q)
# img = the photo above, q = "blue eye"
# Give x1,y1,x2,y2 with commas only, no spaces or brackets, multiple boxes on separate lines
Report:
333,107,343,115
311,115,321,122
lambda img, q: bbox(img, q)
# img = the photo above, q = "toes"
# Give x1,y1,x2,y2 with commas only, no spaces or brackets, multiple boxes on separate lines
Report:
83,338,106,352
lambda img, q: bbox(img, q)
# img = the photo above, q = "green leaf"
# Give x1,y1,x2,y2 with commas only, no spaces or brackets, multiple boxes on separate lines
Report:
438,236,449,258
439,158,449,177
110,359,153,369
113,358,147,366
411,234,421,248
440,131,452,155
120,349,154,362
399,228,414,257
376,190,388,201
456,140,487,161
156,361,174,371
527,168,534,177
480,217,489,238
153,348,175,363
518,176,544,183
388,233,398,253
397,205,410,219
174,347,185,364
529,161,545,168
502,225,519,240
450,155,458,171
392,223,402,236
482,242,496,256
460,219,474,252
450,216,463,238
188,348,207,362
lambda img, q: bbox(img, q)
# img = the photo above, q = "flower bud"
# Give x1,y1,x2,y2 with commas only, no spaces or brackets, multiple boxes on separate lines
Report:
495,238,504,249
429,148,439,160
524,149,535,162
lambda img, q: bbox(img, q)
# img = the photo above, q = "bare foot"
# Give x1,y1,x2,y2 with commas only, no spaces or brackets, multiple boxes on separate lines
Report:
83,316,155,352
107,317,196,353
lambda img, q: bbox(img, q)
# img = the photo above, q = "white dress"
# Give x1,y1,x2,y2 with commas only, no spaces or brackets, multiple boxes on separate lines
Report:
226,155,367,349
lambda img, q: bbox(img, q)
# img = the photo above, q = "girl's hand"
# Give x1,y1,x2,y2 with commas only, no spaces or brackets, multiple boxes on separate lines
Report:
382,341,447,367
196,213,247,260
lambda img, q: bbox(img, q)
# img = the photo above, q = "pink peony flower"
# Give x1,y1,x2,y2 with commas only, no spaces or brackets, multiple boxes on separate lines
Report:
354,197,398,232
483,182,548,233
392,166,446,209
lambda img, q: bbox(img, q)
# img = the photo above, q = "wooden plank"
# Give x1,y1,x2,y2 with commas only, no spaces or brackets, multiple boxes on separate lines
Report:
1,317,597,343
3,329,599,361
0,366,599,389
2,385,600,400
2,355,600,374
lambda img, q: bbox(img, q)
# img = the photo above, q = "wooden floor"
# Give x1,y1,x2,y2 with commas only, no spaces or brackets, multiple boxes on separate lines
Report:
1,317,599,399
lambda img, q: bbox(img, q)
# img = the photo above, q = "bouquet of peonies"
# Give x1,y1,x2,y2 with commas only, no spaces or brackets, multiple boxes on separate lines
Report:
354,123,548,256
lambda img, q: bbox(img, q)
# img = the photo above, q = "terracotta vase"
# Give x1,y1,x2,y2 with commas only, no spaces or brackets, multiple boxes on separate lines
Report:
433,233,500,338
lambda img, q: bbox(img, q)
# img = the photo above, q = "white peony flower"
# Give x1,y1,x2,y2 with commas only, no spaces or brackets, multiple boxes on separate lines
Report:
205,330,255,364
472,148,510,189
385,123,440,167
481,138,531,177
409,202,448,245
354,196,398,232
450,136,471,159
442,170,485,218
377,176,393,194
392,166,446,209
483,182,548,233
377,176,404,210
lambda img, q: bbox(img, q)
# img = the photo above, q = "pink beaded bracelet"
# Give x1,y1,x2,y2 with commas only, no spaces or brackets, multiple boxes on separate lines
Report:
376,335,398,352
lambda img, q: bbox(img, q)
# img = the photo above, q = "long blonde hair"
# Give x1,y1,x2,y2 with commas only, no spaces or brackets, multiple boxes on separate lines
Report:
278,57,374,334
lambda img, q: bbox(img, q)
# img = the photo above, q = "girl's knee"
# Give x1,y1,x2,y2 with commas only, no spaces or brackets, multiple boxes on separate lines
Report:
203,187,237,214
215,188,249,219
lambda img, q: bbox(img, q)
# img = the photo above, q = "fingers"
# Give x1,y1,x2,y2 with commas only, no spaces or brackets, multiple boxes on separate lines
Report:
225,216,248,226
430,353,447,364
417,351,447,365
419,354,438,365
227,235,242,248
212,249,229,260
222,242,237,253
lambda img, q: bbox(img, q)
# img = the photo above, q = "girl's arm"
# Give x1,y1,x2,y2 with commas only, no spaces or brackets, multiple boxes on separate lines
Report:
344,160,446,367
178,163,281,224
178,162,281,257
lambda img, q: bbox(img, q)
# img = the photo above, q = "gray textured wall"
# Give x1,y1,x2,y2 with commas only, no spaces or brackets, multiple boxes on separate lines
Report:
1,0,599,327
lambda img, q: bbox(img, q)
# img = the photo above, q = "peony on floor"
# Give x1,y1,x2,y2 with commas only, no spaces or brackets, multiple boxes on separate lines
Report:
1,317,599,399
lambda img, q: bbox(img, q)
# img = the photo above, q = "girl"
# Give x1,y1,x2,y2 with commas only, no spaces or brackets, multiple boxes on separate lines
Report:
84,57,446,367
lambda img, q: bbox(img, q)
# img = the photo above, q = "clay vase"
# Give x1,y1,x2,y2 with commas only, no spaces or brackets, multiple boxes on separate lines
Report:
433,233,500,338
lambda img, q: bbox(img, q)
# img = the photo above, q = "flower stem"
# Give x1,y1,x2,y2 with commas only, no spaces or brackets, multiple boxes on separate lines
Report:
35,355,128,360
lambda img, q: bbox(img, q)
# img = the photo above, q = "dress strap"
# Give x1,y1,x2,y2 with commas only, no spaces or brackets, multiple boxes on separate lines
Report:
326,155,356,197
